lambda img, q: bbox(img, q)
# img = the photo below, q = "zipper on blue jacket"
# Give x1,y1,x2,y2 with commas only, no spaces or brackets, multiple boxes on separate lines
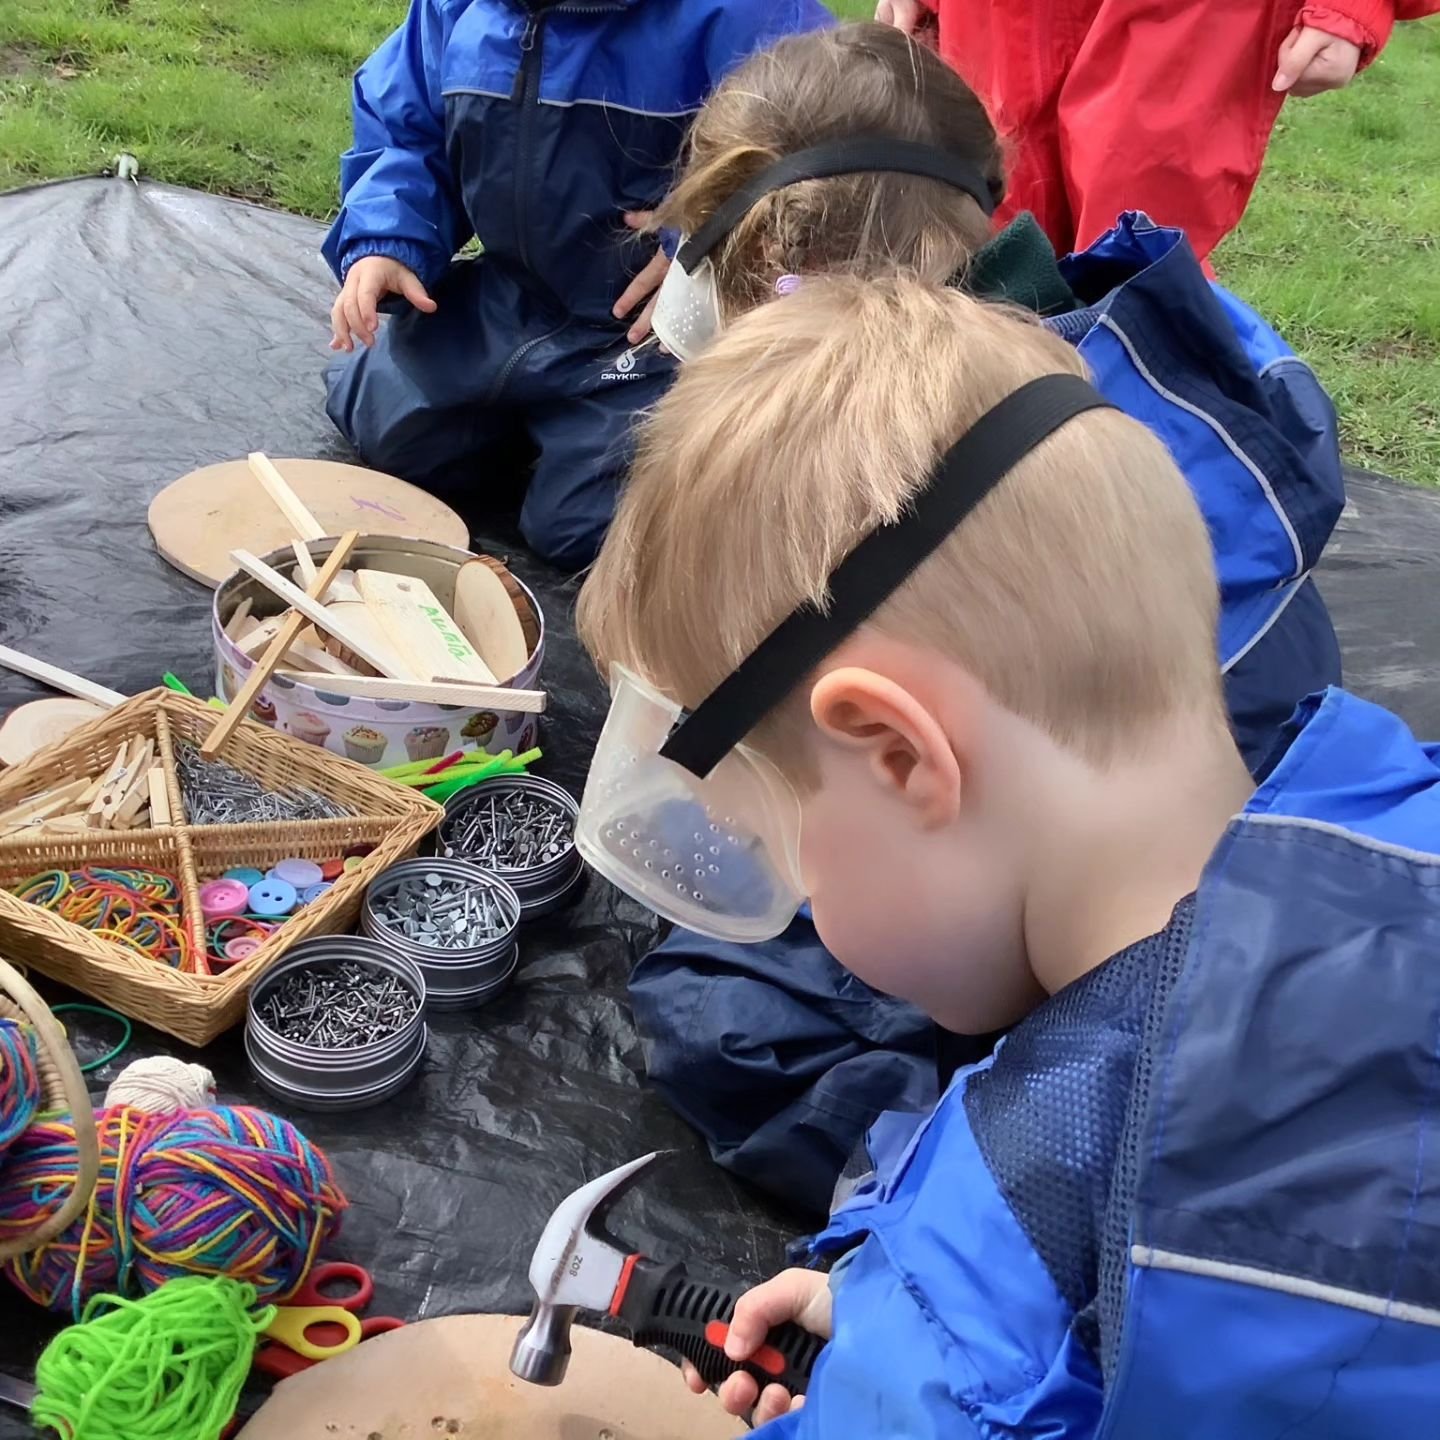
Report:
512,6,545,278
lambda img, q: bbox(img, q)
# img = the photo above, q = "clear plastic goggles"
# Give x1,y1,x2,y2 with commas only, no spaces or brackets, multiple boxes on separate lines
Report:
650,252,721,364
576,666,806,943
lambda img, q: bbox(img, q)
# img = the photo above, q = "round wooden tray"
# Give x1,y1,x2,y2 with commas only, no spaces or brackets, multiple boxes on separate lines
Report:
0,957,100,1261
148,458,471,588
238,1314,743,1440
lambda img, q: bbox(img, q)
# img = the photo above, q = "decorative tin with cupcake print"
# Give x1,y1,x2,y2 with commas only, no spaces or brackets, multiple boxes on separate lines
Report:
212,537,545,770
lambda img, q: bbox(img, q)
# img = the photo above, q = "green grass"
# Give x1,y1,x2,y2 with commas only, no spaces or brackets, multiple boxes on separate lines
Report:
1,0,1436,477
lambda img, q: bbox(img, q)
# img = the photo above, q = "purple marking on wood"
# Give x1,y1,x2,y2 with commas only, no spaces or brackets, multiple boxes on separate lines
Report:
351,494,408,521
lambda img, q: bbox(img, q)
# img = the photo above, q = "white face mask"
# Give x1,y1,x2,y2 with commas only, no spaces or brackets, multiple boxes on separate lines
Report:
651,253,722,364
645,137,998,365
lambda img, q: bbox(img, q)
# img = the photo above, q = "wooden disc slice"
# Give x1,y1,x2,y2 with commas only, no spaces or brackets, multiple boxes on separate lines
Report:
0,698,108,767
237,1315,741,1440
148,458,471,588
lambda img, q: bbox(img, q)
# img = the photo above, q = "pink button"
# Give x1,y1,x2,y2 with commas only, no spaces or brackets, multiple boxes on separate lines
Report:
200,879,250,919
224,936,264,961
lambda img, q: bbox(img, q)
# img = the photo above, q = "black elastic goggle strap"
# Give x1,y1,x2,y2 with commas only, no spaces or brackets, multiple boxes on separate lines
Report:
676,137,998,275
659,373,1112,778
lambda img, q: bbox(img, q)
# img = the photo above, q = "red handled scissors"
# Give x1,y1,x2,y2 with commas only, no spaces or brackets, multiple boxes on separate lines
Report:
253,1261,406,1380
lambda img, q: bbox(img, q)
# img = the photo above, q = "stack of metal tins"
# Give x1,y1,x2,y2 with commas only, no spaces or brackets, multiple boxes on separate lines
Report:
245,938,427,1112
432,775,584,920
362,857,521,1011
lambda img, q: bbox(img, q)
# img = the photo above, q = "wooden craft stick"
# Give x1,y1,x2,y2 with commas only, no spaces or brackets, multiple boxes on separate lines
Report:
292,541,319,589
229,548,411,680
355,569,497,685
248,453,326,543
204,531,363,756
276,671,547,714
236,616,284,658
222,598,254,642
0,644,126,709
285,642,361,678
148,767,171,826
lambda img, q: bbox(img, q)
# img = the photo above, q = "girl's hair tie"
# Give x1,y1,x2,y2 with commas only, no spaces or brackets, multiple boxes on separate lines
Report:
774,274,802,296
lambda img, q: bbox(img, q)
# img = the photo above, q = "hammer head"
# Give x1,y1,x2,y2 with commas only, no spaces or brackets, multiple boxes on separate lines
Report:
509,1151,660,1385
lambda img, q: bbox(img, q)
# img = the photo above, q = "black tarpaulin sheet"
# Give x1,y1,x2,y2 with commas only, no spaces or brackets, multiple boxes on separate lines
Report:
0,179,796,1433
1,178,1439,1429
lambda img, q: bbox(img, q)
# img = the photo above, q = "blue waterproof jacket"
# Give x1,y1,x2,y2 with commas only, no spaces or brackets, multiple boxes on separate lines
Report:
322,0,831,324
632,214,1347,1212
762,688,1440,1438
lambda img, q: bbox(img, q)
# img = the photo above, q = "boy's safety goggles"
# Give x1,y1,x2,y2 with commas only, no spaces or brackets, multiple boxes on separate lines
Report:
576,373,1112,942
652,136,998,363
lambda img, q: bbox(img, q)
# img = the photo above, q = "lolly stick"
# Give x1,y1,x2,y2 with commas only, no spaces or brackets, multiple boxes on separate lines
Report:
204,532,362,756
0,644,126,709
227,546,407,680
276,671,546,713
249,453,326,542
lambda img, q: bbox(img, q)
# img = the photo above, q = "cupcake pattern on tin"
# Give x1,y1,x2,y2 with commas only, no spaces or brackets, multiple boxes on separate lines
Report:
289,711,332,748
405,725,450,762
344,724,387,765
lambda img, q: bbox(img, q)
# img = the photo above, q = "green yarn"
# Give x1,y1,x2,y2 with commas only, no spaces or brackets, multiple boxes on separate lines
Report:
32,1276,275,1440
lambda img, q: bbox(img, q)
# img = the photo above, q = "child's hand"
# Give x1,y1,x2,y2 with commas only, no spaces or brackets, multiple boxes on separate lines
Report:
874,0,926,35
613,211,670,344
678,1269,832,1425
1272,25,1363,97
330,256,438,352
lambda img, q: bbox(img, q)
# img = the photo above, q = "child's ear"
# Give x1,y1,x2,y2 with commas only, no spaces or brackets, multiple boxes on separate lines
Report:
810,667,962,827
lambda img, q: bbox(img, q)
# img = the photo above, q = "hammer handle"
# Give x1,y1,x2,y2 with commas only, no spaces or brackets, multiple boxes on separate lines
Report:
612,1257,822,1398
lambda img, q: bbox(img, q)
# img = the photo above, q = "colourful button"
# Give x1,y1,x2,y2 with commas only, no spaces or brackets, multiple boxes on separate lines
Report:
224,936,264,962
342,856,365,873
271,858,323,888
199,879,250,919
223,867,265,887
248,878,298,917
319,858,345,882
298,882,333,906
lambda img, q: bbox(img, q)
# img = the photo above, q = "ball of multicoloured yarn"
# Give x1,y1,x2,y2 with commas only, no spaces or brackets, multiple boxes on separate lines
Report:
0,1104,347,1319
0,1019,41,1159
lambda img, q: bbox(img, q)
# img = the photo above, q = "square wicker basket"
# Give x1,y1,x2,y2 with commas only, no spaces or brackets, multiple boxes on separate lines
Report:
0,690,441,1045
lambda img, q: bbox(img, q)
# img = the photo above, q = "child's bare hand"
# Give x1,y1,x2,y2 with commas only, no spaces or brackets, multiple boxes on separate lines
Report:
1272,25,1362,97
678,1269,832,1425
613,211,670,344
330,256,437,352
874,0,926,35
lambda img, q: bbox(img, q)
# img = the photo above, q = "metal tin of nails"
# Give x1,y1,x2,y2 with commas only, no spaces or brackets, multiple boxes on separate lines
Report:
245,938,427,1111
430,774,584,920
362,857,522,1009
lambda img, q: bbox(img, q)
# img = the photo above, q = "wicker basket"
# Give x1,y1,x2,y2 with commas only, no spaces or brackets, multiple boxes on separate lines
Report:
0,691,442,1046
0,956,99,1260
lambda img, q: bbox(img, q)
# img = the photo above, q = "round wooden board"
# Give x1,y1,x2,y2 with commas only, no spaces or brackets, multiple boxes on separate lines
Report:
0,697,108,767
237,1315,741,1440
148,458,471,588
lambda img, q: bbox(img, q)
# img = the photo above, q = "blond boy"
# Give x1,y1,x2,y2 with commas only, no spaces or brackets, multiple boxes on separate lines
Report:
575,276,1440,1436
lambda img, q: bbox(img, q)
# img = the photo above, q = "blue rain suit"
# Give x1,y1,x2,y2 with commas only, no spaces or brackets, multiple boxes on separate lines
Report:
322,0,830,568
633,215,1347,1214
759,688,1440,1437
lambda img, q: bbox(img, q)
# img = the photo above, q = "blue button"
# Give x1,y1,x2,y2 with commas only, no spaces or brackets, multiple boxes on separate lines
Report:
248,878,298,917
224,867,266,887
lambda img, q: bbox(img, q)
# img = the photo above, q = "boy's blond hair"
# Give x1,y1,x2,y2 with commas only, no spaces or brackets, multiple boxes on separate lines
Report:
657,24,1003,319
578,276,1225,775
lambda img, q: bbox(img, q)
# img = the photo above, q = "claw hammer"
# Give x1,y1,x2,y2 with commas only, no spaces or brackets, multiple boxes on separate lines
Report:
510,1152,822,1396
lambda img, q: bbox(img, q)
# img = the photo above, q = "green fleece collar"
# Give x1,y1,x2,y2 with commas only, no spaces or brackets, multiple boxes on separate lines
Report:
964,212,1078,317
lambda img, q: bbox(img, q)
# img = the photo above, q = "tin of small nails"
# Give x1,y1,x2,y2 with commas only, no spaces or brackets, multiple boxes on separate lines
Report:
246,938,427,1112
362,857,522,1010
432,775,584,920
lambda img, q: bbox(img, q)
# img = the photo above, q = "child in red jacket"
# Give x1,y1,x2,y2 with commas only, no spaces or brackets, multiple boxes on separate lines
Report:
875,0,1439,261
